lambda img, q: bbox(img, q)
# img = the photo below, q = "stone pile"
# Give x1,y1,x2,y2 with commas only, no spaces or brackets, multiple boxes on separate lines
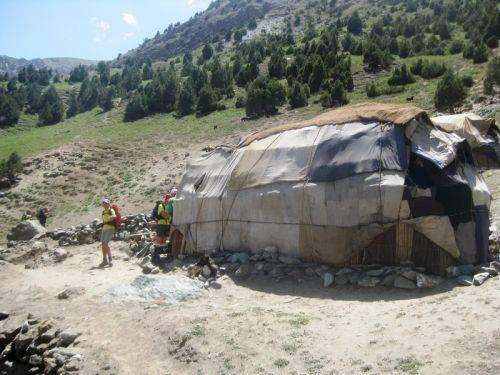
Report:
45,214,152,247
0,313,82,374
446,261,500,286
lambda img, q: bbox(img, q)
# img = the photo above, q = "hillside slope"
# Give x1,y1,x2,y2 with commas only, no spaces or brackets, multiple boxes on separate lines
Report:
0,55,96,75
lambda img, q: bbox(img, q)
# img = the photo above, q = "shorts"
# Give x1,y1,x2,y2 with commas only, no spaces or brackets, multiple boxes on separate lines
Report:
101,229,115,243
156,224,170,237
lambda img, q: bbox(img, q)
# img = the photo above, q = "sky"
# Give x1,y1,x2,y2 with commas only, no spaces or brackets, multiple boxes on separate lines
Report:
0,0,213,61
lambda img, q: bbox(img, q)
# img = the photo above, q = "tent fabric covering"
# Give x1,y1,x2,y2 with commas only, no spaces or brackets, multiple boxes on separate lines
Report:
172,104,490,267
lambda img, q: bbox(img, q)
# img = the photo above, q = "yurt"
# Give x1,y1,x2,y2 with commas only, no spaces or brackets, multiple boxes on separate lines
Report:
171,103,491,275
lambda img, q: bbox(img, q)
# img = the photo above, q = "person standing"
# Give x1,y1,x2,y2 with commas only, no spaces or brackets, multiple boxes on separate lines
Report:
21,210,32,221
100,198,116,267
37,207,49,227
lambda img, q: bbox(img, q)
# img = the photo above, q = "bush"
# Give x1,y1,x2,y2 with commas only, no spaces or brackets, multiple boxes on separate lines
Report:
388,64,415,86
461,75,474,88
486,36,498,49
99,86,115,111
330,80,348,106
246,76,286,118
434,70,467,112
235,95,246,108
288,80,308,109
124,92,148,121
0,152,22,185
366,81,379,98
202,43,214,61
196,84,218,117
448,39,464,54
268,50,287,79
321,91,332,108
365,82,405,98
176,80,196,116
473,43,489,64
0,93,20,127
411,59,446,79
347,11,363,35
38,86,64,125
484,56,500,95
462,42,474,59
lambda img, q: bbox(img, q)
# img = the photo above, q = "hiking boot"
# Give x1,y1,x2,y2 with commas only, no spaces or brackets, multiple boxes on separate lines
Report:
98,260,108,268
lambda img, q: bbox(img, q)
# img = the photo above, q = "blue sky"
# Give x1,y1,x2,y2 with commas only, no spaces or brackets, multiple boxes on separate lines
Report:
0,0,212,61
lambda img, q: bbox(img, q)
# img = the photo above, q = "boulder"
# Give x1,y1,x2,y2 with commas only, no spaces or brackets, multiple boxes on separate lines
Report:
400,270,417,281
473,272,490,286
394,276,417,289
457,264,474,276
358,276,380,287
58,331,80,347
456,275,473,286
478,267,498,277
202,265,212,278
335,274,350,285
416,273,441,288
7,221,46,241
322,272,334,288
381,273,396,287
53,248,68,262
0,311,8,321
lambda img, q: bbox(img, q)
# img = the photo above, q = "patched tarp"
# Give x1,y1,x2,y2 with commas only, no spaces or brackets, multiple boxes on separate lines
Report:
309,122,407,182
431,113,496,149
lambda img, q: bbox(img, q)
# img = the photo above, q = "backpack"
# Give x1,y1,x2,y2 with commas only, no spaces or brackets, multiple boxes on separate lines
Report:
152,201,164,221
110,204,123,229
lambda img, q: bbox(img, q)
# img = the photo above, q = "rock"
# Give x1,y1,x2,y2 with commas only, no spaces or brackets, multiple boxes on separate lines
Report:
478,267,498,277
187,265,202,278
381,273,396,286
269,267,285,278
150,267,160,274
20,321,30,333
400,260,414,268
235,264,250,278
57,287,85,300
445,266,461,278
63,358,81,372
490,261,500,272
228,252,249,264
366,269,384,277
28,354,42,366
358,276,380,287
6,220,46,241
305,267,316,277
202,265,212,278
456,275,473,286
322,272,334,287
14,330,37,355
335,274,350,285
58,331,80,347
0,311,8,321
348,272,361,285
336,267,353,276
416,273,441,288
198,275,207,282
278,256,301,265
261,246,278,260
457,264,474,276
53,248,68,262
31,241,46,252
394,276,417,289
473,272,490,286
43,357,58,373
401,270,417,281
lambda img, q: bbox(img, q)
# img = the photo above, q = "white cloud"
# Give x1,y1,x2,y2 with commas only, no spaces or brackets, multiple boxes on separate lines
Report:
187,0,195,6
122,32,135,40
91,17,110,32
122,12,137,26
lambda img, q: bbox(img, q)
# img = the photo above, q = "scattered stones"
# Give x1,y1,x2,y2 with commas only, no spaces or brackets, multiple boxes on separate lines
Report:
473,272,490,286
478,266,498,277
58,331,81,347
57,287,85,300
456,275,473,286
394,276,417,289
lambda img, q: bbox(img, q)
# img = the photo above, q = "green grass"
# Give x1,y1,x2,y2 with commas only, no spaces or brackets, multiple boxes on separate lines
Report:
396,356,423,374
273,358,290,368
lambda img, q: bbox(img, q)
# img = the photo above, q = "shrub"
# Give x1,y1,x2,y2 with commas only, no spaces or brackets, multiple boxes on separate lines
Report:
448,39,464,54
472,43,489,64
38,86,64,125
176,80,196,116
99,86,115,111
235,95,246,108
461,75,474,88
330,80,348,106
196,84,218,116
411,59,446,79
288,80,308,109
434,70,467,112
202,43,214,61
246,76,286,117
486,36,498,49
347,11,363,35
268,50,287,79
0,93,20,127
462,42,474,59
388,64,415,86
124,92,148,121
484,56,500,95
366,81,379,98
321,91,332,108
0,152,22,185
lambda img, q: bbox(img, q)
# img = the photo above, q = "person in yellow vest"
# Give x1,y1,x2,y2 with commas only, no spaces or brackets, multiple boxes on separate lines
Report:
155,200,170,246
100,198,116,267
21,210,33,221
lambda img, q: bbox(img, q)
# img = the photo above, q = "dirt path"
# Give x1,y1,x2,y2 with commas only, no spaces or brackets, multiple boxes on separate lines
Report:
1,242,499,375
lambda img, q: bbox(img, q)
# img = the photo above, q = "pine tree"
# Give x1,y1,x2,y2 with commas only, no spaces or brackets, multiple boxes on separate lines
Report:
97,61,110,86
66,90,79,118
176,79,196,116
347,11,363,35
0,93,20,127
99,86,115,111
124,92,148,121
38,86,64,125
142,58,154,80
268,50,287,79
288,81,308,109
196,84,218,116
202,43,214,61
26,84,42,114
330,80,348,106
0,152,22,185
434,70,467,112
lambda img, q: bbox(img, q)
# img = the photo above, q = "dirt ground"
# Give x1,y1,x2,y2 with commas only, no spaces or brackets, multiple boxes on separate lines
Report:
1,241,500,375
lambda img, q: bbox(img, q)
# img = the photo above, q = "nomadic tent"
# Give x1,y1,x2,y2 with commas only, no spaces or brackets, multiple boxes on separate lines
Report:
431,113,499,169
172,103,491,275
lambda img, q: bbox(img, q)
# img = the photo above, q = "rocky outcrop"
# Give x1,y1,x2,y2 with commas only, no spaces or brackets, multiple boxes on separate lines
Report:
6,221,46,242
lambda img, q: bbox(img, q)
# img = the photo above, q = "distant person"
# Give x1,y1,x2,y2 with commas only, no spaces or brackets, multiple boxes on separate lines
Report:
100,198,116,267
37,207,49,227
21,210,32,221
165,187,177,235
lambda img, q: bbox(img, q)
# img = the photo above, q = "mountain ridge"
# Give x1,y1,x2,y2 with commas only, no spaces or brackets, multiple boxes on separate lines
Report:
0,55,97,75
